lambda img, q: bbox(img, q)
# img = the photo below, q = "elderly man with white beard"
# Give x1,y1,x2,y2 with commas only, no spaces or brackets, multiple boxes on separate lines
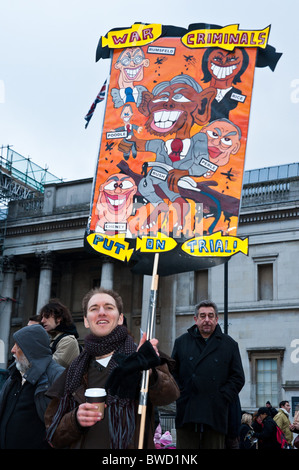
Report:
0,324,64,449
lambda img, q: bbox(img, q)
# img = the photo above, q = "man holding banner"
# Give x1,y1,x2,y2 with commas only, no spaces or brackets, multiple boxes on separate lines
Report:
44,287,179,449
79,21,281,449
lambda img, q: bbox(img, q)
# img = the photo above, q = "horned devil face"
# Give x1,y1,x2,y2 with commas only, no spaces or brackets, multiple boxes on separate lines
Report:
97,173,137,223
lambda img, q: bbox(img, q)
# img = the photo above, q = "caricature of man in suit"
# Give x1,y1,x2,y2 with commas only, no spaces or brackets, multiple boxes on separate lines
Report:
111,47,149,108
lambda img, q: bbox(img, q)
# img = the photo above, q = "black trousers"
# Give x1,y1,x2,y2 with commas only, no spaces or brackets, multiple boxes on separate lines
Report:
176,423,225,449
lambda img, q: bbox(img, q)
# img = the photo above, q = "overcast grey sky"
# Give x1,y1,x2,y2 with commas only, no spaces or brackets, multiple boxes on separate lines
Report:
0,0,298,181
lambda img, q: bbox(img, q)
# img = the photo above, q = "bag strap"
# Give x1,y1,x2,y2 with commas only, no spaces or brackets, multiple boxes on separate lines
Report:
50,333,69,353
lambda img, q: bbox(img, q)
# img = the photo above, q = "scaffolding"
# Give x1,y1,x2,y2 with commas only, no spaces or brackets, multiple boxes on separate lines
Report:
0,145,63,255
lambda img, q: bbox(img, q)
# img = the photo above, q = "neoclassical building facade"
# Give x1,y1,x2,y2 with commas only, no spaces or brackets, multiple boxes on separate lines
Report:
1,162,299,417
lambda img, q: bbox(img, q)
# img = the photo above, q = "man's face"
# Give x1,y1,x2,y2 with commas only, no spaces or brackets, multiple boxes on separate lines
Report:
194,306,218,338
146,82,198,136
41,314,60,332
115,47,149,85
259,413,268,421
121,106,133,123
283,402,291,413
201,120,241,166
97,174,137,223
11,343,30,373
84,292,123,337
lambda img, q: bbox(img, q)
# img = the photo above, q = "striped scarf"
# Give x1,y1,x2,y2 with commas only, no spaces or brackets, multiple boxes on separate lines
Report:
46,325,137,449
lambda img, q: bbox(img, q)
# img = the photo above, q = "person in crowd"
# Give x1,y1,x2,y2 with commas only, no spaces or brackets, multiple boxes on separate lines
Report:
44,287,180,449
251,410,264,449
290,409,299,433
252,407,281,449
239,413,257,449
27,314,41,325
273,400,293,447
171,299,245,449
290,414,299,449
266,400,278,417
0,324,64,449
40,299,80,368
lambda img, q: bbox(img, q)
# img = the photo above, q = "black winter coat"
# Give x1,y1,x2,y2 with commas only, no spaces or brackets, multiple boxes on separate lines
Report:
253,416,281,449
171,324,245,435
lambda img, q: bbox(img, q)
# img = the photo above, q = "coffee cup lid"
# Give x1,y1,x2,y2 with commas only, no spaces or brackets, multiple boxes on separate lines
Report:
85,388,106,398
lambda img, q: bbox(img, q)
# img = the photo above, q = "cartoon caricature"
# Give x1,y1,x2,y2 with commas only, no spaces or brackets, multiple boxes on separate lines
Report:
111,47,150,108
122,74,216,229
201,48,249,121
112,104,143,160
86,23,280,267
95,173,137,236
200,118,241,177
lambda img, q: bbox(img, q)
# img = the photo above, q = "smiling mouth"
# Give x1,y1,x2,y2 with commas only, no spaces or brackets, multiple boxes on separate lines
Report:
105,194,127,212
125,66,142,81
151,110,182,133
210,63,238,79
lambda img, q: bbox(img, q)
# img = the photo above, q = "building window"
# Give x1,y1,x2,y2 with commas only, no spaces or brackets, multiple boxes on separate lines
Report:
247,348,285,408
252,254,278,301
256,358,278,407
194,269,209,303
258,263,273,300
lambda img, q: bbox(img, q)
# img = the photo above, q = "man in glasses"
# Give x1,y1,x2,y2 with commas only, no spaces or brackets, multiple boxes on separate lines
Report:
171,299,245,449
111,46,149,108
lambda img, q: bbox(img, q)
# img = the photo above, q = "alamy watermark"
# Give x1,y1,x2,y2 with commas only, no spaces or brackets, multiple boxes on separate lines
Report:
290,79,299,103
290,339,299,363
0,80,4,103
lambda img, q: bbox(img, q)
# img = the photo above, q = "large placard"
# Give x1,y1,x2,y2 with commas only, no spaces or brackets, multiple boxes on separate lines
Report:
84,23,281,275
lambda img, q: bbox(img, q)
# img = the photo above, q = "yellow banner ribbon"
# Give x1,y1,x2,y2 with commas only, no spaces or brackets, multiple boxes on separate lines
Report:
101,23,162,49
182,24,270,51
181,232,249,257
136,233,177,253
86,233,134,262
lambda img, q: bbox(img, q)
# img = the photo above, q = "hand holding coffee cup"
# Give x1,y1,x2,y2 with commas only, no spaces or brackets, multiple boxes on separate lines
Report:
76,388,107,427
85,388,107,415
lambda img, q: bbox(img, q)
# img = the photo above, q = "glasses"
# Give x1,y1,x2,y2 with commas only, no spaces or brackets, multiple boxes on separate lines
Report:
120,53,144,66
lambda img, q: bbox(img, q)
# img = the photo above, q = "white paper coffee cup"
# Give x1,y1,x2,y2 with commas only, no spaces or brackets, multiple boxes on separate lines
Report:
85,388,106,415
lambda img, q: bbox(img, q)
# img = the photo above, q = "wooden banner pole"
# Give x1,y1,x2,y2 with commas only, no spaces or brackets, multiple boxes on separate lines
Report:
138,253,159,449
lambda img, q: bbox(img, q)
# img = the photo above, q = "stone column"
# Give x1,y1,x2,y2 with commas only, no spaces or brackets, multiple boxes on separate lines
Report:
100,260,114,290
0,256,16,368
140,274,177,354
141,275,152,335
60,260,73,307
157,274,177,356
36,251,54,314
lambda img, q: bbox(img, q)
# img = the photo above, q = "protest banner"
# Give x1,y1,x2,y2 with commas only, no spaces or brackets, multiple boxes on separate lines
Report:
84,22,281,275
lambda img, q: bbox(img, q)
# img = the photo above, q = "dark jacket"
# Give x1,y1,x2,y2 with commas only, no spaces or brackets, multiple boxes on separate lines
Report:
0,325,64,449
253,415,281,449
44,350,180,449
239,423,257,449
171,323,245,435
